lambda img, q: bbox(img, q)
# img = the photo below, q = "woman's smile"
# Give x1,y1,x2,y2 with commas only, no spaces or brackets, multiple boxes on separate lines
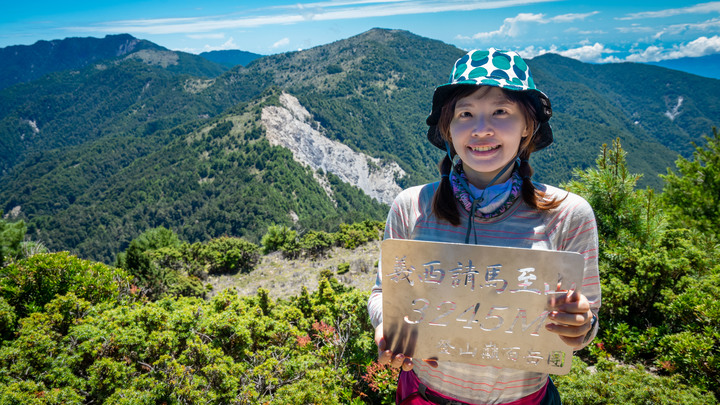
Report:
468,144,501,153
449,87,528,188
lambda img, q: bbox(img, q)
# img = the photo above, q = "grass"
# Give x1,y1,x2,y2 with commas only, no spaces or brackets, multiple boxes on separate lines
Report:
206,240,380,300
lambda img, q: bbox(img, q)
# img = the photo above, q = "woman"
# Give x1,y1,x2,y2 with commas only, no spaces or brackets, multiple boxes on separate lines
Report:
368,48,601,404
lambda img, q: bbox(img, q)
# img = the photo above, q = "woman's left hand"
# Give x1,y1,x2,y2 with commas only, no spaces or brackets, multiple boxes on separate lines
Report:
544,288,595,350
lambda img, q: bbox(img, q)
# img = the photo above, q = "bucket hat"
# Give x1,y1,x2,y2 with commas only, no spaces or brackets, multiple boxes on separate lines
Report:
426,48,553,152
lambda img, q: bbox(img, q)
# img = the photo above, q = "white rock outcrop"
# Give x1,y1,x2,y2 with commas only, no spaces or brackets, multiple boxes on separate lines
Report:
261,93,404,205
664,96,684,121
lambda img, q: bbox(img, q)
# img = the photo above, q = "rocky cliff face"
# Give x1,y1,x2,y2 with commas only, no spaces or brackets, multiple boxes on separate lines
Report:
262,93,404,205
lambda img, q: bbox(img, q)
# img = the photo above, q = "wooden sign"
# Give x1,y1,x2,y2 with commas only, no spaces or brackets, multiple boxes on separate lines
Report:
381,239,584,375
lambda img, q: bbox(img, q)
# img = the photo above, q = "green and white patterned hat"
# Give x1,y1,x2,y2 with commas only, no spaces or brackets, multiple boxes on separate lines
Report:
426,48,553,151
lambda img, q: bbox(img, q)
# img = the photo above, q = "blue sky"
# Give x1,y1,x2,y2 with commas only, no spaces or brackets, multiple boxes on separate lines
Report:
2,0,719,63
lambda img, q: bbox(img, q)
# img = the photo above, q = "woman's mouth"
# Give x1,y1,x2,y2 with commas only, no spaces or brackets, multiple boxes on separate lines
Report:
468,145,501,152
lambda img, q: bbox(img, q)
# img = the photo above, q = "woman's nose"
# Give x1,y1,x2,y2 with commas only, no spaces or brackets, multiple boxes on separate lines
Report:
471,116,492,136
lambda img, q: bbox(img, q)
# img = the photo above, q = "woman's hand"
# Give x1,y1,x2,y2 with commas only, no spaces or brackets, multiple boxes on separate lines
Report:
375,323,439,370
544,289,595,350
375,322,415,371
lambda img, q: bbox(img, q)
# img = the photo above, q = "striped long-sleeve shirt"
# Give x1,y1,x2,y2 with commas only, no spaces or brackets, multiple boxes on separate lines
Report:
368,181,601,404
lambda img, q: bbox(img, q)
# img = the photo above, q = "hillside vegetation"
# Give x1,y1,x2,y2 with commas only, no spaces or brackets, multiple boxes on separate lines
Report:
1,134,719,403
0,34,228,91
1,29,719,263
3,90,387,263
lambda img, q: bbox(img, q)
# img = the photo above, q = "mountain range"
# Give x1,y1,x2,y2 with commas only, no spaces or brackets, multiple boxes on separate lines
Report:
650,53,720,80
0,34,230,91
1,29,718,263
199,49,264,68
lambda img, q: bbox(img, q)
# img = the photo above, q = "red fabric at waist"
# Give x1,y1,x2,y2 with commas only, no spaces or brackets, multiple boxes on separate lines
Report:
396,370,548,405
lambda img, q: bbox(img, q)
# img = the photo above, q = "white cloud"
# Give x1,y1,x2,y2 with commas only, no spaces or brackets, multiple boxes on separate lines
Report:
567,27,606,35
558,43,617,62
576,29,606,35
551,11,599,23
620,1,720,20
523,36,720,64
616,24,655,34
626,35,720,61
65,0,562,35
273,0,412,9
520,42,618,63
653,17,720,38
461,13,546,40
200,37,239,52
187,33,225,39
459,10,598,41
71,15,307,34
520,45,557,59
272,37,291,48
292,0,561,21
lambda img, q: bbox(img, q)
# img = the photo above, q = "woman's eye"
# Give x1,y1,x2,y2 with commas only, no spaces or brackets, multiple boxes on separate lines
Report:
494,109,508,116
458,111,472,118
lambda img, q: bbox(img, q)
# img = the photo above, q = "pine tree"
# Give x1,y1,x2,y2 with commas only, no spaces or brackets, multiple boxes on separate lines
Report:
661,127,720,237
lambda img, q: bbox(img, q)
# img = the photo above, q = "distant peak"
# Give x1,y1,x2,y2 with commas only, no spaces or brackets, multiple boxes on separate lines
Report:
355,27,411,39
104,33,137,40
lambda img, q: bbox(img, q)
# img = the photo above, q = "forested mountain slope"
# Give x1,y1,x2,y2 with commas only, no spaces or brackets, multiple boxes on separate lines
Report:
0,34,228,90
531,54,719,157
199,49,264,68
0,28,718,262
2,91,387,262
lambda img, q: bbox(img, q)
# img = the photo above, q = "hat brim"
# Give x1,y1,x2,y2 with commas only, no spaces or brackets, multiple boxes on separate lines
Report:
425,83,553,152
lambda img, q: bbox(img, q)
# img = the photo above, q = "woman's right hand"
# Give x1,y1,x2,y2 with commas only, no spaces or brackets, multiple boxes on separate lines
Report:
376,323,440,370
375,322,415,371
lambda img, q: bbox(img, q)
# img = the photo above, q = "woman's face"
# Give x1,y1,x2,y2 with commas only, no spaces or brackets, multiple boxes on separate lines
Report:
449,86,529,189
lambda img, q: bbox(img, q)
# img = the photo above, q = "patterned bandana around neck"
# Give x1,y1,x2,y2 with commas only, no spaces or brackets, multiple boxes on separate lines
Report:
450,162,522,219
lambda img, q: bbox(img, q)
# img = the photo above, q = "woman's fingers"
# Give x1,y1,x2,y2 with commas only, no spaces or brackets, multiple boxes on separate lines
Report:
545,298,595,349
376,323,415,370
379,352,413,371
545,318,591,337
403,357,415,371
549,309,592,327
391,353,406,368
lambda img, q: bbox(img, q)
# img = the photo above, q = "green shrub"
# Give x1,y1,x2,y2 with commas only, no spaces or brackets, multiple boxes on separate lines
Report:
300,230,336,258
116,229,262,299
0,380,84,404
326,64,343,74
116,227,181,278
562,138,720,402
193,236,260,275
337,262,350,275
361,361,399,404
655,270,720,393
0,296,16,340
335,220,383,250
261,225,300,258
0,252,130,318
661,128,720,236
554,358,714,404
0,216,27,267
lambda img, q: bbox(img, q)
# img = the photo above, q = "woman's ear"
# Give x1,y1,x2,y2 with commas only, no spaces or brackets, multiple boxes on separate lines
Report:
521,125,530,138
522,120,537,139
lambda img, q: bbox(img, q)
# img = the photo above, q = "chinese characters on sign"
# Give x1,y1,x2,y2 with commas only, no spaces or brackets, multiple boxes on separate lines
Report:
381,239,584,375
